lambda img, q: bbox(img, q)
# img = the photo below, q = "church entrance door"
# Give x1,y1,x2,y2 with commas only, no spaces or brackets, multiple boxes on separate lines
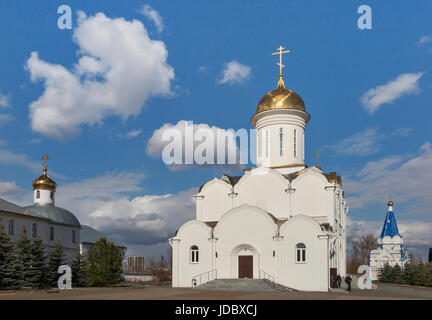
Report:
238,255,253,278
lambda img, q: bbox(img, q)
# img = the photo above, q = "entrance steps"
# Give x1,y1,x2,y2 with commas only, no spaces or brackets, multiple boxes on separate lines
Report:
192,279,295,292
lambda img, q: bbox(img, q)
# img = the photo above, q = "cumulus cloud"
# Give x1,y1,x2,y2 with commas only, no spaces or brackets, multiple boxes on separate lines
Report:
146,120,246,172
218,60,252,85
26,11,175,140
344,142,432,211
138,4,164,33
51,172,195,253
0,180,23,197
418,35,432,45
0,91,10,108
361,72,424,114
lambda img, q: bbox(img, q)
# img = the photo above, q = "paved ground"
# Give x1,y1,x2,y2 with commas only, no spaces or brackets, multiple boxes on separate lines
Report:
0,282,431,300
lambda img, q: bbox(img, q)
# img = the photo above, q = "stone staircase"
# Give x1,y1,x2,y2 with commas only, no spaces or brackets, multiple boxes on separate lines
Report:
192,279,295,292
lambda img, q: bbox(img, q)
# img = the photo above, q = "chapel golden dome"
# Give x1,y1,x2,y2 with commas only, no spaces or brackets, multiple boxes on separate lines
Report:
32,153,56,191
254,74,306,117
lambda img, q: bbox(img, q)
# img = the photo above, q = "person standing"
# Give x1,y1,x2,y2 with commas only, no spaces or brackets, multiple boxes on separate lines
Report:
345,274,352,292
336,274,341,288
330,274,334,289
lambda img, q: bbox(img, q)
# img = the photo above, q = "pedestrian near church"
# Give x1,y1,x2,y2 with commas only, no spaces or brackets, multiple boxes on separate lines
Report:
345,275,352,292
336,274,341,288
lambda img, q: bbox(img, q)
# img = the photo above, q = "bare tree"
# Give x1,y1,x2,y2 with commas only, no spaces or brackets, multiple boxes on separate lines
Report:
347,234,378,274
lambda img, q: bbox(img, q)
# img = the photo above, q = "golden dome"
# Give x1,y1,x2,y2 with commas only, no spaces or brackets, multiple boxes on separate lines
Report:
252,75,307,125
32,167,57,191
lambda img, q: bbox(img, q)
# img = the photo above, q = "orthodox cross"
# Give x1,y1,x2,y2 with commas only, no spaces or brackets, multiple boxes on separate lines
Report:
272,46,291,75
41,152,50,169
316,150,321,168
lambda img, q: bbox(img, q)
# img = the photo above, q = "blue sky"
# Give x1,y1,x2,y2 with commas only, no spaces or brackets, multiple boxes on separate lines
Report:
0,1,431,259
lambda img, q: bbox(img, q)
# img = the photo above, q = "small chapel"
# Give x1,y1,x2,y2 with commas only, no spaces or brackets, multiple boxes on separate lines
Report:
369,199,409,281
169,47,348,292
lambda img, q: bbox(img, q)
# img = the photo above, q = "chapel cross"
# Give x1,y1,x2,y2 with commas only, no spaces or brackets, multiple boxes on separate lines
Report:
41,152,50,169
316,150,321,169
272,46,291,75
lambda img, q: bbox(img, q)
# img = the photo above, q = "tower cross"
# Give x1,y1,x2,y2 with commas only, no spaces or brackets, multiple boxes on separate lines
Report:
316,150,320,168
272,46,291,75
41,153,50,169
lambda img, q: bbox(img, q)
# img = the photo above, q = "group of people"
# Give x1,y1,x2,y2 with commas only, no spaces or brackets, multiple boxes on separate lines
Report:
330,274,352,292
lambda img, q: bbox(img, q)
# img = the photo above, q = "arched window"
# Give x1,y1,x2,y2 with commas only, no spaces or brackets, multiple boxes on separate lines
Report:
72,230,76,243
36,190,40,199
32,223,37,238
265,130,269,158
190,245,199,263
8,220,14,236
50,191,54,200
296,243,306,263
294,129,297,157
49,226,54,241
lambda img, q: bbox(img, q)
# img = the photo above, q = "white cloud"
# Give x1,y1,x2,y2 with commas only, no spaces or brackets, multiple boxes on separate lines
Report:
138,5,164,34
0,91,10,108
124,129,142,138
418,35,432,45
361,72,424,114
0,180,22,197
26,11,175,140
325,128,384,156
324,128,413,157
344,142,432,211
146,120,245,172
218,60,252,85
0,114,13,126
50,172,195,252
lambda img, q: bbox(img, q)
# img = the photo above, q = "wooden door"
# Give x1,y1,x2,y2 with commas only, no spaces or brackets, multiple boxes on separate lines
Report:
238,255,253,278
330,268,337,288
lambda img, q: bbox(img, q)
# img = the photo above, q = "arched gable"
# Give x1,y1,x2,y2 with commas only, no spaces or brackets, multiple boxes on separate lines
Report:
279,214,324,235
290,168,330,217
175,219,212,238
234,168,289,218
197,177,233,221
213,204,277,237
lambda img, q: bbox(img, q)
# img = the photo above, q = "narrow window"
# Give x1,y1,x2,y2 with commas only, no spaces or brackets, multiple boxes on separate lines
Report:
32,223,37,238
279,128,283,156
296,243,306,263
265,130,269,158
50,226,54,241
8,220,14,236
72,230,76,243
190,245,199,263
50,191,54,200
294,129,297,157
36,190,40,199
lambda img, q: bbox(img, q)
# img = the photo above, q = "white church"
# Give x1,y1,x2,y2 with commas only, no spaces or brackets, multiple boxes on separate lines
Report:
369,199,409,281
169,47,348,292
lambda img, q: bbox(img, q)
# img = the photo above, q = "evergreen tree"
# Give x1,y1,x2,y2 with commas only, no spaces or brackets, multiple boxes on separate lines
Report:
391,264,402,283
378,263,394,283
28,237,48,288
15,228,33,288
401,263,416,285
71,252,87,287
86,237,122,287
0,223,19,289
47,241,66,287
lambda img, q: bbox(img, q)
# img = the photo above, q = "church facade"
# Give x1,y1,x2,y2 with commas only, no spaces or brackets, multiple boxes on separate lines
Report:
369,200,409,281
170,49,348,292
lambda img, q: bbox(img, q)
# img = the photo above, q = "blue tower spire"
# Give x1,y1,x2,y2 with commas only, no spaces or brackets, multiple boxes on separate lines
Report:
380,200,401,238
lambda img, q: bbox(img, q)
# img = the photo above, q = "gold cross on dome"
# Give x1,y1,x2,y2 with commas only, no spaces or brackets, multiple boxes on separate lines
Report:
272,46,291,75
41,152,50,168
316,150,321,168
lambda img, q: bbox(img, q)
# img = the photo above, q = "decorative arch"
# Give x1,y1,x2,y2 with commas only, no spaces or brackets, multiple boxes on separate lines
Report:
230,243,260,279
